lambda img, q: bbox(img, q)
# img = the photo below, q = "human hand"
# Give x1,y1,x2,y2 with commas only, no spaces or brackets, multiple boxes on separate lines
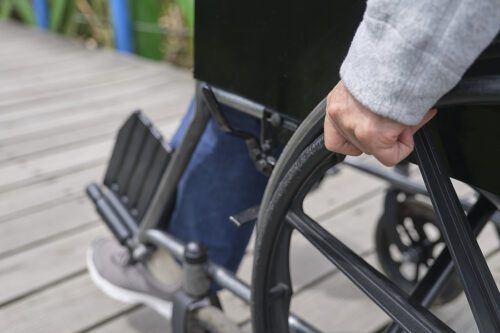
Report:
324,81,437,166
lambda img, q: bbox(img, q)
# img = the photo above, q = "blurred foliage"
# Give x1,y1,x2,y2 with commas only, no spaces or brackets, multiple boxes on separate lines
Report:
159,0,193,67
0,0,194,67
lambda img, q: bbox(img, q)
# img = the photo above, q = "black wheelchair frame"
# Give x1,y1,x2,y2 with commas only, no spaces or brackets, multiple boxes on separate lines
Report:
87,72,500,332
251,77,500,333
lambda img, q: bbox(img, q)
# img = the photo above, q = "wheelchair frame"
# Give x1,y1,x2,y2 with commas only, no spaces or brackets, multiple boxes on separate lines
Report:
88,75,500,332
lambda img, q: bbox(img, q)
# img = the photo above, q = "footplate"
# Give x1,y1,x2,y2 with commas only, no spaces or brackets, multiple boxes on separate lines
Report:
86,111,173,244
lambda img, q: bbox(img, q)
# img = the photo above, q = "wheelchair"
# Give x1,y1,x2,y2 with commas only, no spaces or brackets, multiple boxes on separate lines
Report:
87,1,500,332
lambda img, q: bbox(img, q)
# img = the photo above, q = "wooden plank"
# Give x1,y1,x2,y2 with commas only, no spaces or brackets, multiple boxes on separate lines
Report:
0,59,165,102
0,274,132,333
0,197,98,258
0,225,107,305
0,49,92,73
0,73,189,124
0,85,188,145
0,113,183,221
0,22,86,51
290,254,389,333
88,307,171,333
0,60,134,97
0,120,180,193
0,45,139,75
0,165,103,222
0,107,183,164
0,69,169,109
0,45,162,80
303,165,384,220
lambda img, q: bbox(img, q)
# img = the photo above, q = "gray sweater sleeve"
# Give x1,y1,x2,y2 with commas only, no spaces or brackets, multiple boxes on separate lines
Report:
340,0,500,125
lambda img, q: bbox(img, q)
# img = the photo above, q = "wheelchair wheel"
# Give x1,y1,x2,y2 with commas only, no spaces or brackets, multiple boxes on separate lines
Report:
251,100,487,332
375,197,462,306
252,101,343,332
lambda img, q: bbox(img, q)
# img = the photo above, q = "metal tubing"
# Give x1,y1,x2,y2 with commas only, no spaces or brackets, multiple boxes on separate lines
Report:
138,84,211,238
286,211,453,333
210,86,266,120
414,128,500,332
385,196,497,333
288,315,322,333
109,0,134,53
344,158,427,196
207,264,251,303
208,262,320,333
86,183,132,244
144,229,320,333
144,229,253,303
102,190,139,234
210,86,298,131
143,229,184,260
343,158,500,225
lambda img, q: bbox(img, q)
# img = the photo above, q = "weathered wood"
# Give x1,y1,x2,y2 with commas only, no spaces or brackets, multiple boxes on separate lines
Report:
88,307,171,333
0,121,179,192
1,20,497,333
0,197,98,258
290,254,389,332
0,72,174,111
0,225,107,305
0,73,188,123
0,81,187,130
0,92,186,151
0,22,193,333
0,274,133,333
0,165,103,222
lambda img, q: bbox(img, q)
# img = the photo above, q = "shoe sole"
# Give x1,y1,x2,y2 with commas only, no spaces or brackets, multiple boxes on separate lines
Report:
86,246,173,319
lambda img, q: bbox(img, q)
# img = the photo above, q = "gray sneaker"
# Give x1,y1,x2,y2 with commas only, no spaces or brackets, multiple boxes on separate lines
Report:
86,238,183,319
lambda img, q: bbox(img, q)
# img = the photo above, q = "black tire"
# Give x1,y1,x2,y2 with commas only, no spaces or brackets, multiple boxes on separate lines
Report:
256,99,326,234
252,98,344,332
252,100,461,332
190,306,243,333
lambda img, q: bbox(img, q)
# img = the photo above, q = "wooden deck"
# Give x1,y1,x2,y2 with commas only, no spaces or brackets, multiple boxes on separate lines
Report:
1,21,499,333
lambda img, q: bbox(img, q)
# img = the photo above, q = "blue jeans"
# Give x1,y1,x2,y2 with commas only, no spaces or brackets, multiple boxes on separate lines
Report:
168,99,269,273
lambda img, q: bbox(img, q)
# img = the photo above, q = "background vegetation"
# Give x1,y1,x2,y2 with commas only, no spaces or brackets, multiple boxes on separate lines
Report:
0,0,194,67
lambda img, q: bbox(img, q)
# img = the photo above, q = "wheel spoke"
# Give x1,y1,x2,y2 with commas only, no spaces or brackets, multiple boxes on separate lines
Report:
286,210,453,333
413,129,500,332
384,195,496,333
413,264,420,283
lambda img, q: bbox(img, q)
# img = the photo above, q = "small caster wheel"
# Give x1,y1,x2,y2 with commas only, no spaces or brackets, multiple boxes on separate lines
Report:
375,196,462,306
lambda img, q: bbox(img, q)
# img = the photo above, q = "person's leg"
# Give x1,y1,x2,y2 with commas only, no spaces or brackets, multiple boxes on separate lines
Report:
87,98,268,316
168,99,268,273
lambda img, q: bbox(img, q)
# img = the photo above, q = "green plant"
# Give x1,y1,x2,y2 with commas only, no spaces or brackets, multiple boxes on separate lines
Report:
1,0,36,24
0,0,194,66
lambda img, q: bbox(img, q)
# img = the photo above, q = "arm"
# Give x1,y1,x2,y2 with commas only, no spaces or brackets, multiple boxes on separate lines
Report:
325,0,500,165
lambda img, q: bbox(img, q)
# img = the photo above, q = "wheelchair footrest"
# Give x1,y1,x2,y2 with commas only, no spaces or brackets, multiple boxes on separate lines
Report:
86,111,173,244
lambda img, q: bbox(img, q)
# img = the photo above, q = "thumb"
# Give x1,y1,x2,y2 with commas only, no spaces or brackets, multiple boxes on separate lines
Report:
410,109,437,134
397,126,415,160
